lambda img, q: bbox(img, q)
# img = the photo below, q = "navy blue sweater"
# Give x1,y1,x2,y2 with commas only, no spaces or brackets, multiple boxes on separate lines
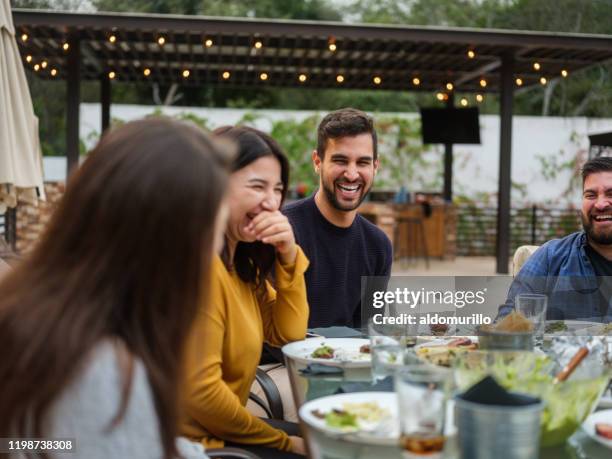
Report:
283,195,393,328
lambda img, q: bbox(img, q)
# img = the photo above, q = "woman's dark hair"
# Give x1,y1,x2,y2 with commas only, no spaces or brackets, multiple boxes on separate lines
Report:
213,126,290,290
0,117,231,459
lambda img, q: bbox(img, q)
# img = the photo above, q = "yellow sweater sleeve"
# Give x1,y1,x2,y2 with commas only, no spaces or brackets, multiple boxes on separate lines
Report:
183,269,292,450
261,245,310,347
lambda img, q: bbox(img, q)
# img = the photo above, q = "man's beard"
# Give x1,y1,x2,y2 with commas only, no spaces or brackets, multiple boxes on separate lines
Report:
322,178,370,212
582,211,612,245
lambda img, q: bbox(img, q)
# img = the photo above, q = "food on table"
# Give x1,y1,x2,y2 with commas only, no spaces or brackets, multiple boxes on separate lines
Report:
545,321,568,333
308,342,371,361
312,401,391,432
454,352,608,446
595,423,612,439
482,310,534,333
325,409,358,429
429,324,449,336
311,344,335,359
416,338,478,367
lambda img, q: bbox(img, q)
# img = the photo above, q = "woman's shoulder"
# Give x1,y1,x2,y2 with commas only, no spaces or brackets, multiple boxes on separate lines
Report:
46,340,162,456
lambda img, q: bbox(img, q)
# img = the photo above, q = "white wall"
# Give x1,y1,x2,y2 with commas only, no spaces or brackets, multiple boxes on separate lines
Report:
43,103,612,207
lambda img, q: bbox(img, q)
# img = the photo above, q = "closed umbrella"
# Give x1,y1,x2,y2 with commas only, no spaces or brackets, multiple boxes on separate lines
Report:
0,0,45,214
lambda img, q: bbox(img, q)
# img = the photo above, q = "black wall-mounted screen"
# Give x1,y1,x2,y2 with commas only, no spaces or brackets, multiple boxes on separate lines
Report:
420,107,481,144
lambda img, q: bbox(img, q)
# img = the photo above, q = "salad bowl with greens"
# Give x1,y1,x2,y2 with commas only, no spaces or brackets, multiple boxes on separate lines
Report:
453,351,610,447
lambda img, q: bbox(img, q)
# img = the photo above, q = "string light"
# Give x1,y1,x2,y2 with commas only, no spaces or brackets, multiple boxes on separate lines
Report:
182,69,190,78
21,33,28,42
467,50,476,59
157,36,166,46
460,98,469,106
50,68,58,76
479,79,487,88
25,55,32,63
336,74,344,83
298,73,307,82
561,69,568,77
204,39,213,47
515,77,523,86
533,62,541,71
540,76,547,85
143,68,151,76
328,37,337,52
222,71,231,80
412,77,420,86
260,72,268,81
33,64,40,72
436,92,445,101
108,71,116,79
373,76,382,85
446,82,454,91
41,61,48,69
62,42,69,51
476,94,484,103
109,35,117,43
254,41,263,49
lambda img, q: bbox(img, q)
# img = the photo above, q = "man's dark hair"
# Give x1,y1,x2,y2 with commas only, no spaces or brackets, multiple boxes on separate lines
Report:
316,108,377,160
582,156,612,184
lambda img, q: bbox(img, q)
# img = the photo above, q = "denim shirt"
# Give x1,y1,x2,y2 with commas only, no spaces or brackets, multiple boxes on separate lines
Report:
499,231,612,322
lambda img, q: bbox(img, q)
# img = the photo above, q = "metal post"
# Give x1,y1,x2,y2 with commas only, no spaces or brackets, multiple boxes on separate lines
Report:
496,53,514,274
66,32,81,177
443,93,455,202
531,205,537,245
101,73,111,134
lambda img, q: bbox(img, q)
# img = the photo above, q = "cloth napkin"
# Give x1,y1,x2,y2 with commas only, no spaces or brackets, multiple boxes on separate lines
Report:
308,326,364,338
335,376,394,394
299,363,344,376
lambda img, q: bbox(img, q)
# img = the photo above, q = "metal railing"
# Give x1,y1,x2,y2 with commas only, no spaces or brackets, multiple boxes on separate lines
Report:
456,205,581,256
0,209,17,252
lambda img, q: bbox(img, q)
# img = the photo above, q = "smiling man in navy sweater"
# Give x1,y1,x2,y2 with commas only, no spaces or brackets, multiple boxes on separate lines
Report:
283,108,393,328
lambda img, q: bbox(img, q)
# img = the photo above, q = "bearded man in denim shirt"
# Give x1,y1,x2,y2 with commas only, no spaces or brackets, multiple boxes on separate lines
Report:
500,157,612,322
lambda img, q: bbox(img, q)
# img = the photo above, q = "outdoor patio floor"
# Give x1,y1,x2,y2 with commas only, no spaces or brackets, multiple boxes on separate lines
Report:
392,256,512,276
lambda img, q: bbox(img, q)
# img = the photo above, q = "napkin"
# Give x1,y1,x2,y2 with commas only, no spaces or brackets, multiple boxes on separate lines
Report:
308,326,364,338
459,375,540,406
335,376,394,394
299,363,344,376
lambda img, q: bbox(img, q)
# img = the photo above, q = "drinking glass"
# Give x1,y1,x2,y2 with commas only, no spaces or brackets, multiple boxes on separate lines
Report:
395,365,451,458
371,344,405,383
515,293,548,347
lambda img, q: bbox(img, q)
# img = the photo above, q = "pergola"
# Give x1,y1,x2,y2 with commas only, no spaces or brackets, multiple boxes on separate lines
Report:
12,8,612,273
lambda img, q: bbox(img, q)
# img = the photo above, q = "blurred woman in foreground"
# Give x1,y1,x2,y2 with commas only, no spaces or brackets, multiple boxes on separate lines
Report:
181,126,309,458
0,118,231,459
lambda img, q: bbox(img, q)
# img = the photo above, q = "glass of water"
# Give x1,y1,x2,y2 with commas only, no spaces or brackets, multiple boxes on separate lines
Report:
371,344,405,383
515,293,548,346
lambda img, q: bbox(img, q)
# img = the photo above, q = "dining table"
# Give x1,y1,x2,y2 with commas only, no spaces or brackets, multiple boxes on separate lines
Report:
283,331,612,459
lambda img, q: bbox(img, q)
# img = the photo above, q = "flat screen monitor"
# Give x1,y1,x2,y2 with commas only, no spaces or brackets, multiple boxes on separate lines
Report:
420,107,481,144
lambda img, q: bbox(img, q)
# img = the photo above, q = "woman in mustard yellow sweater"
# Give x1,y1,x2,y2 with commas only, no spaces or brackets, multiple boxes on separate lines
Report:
181,126,309,458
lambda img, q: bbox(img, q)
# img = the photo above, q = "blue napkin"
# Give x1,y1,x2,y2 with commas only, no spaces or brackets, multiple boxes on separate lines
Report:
308,326,364,338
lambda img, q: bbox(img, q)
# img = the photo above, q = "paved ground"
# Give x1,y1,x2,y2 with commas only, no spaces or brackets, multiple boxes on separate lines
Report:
392,256,512,276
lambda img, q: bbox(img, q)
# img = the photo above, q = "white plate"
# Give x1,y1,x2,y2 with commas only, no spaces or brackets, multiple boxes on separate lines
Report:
582,409,612,449
299,392,399,445
282,338,372,368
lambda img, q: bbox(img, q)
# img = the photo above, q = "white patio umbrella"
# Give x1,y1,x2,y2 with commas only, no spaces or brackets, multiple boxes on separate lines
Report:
0,0,45,214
